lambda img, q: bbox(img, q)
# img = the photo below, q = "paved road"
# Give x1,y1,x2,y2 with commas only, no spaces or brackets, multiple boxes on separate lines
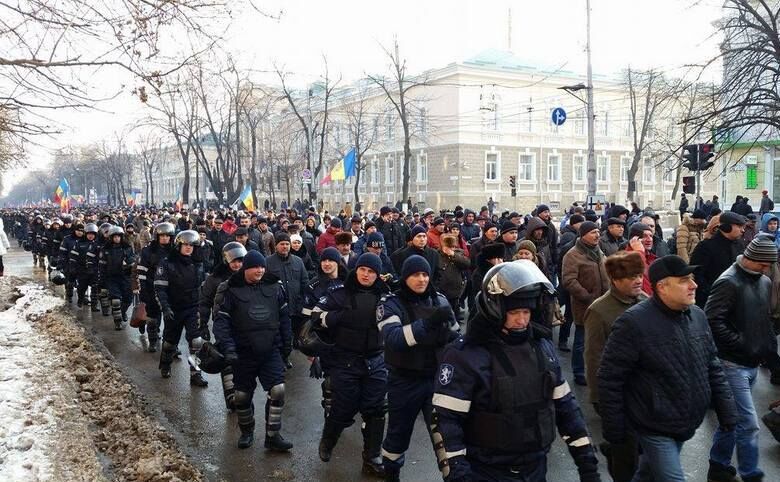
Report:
5,245,780,481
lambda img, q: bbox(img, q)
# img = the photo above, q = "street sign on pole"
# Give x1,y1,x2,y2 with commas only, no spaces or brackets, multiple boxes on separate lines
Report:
586,194,607,215
551,107,567,126
302,168,312,180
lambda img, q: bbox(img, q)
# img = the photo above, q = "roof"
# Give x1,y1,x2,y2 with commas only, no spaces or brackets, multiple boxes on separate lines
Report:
459,48,615,82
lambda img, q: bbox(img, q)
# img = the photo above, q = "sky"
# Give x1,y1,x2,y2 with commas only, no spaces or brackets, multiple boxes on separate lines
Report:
7,0,723,192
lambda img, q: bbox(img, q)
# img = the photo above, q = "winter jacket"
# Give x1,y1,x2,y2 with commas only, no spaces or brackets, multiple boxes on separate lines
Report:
562,242,609,325
675,214,704,263
291,243,317,280
375,217,406,257
705,258,778,368
599,233,623,257
759,213,780,250
0,219,10,256
265,252,309,318
315,227,340,254
391,245,440,286
624,244,657,296
760,194,775,215
690,231,745,308
524,217,554,278
598,296,737,443
436,248,470,301
583,289,647,403
426,227,443,250
460,217,480,242
198,263,233,326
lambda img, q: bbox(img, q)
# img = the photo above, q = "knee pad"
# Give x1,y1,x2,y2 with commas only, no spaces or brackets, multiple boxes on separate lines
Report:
234,390,252,408
269,383,285,403
111,299,121,309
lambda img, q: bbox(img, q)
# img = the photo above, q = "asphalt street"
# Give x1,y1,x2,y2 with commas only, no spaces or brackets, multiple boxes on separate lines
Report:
5,245,780,481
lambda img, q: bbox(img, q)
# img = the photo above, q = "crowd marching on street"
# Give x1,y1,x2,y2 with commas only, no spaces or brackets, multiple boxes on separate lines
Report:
4,195,780,482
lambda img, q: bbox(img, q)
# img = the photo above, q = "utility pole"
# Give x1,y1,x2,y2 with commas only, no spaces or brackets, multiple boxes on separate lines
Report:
585,0,596,197
307,87,314,202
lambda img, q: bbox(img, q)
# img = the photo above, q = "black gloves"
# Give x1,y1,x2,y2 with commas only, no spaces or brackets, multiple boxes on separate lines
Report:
163,308,175,324
423,306,451,331
224,352,239,366
309,357,323,379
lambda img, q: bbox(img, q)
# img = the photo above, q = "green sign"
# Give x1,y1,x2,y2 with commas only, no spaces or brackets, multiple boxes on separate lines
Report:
746,166,758,189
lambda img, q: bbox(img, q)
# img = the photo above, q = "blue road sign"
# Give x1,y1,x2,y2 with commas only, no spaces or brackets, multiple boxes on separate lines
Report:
551,107,567,126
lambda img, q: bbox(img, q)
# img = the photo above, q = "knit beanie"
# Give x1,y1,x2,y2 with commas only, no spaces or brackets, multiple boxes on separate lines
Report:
744,236,778,264
290,234,303,244
274,231,291,243
411,225,427,238
401,254,432,279
243,250,266,269
330,217,342,229
579,221,599,237
355,252,382,274
320,247,341,263
500,221,518,235
569,214,585,225
536,204,550,215
629,222,651,238
517,240,537,255
366,232,385,249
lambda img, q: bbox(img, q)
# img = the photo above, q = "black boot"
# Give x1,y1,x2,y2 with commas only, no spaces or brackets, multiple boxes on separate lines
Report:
318,421,343,462
265,433,293,452
238,423,255,449
361,416,386,477
190,371,208,387
707,460,738,482
384,468,401,482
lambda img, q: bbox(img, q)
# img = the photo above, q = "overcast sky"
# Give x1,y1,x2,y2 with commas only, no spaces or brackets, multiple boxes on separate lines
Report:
11,0,722,191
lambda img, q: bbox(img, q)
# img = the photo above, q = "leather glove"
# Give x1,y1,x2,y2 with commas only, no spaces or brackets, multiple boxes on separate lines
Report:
423,306,451,331
309,357,323,379
224,352,239,366
163,308,175,323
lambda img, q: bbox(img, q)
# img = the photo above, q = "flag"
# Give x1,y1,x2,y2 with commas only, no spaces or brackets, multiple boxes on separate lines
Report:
238,184,254,212
60,197,70,213
126,192,137,207
343,148,356,178
320,171,332,186
54,178,69,203
174,185,183,211
330,159,345,181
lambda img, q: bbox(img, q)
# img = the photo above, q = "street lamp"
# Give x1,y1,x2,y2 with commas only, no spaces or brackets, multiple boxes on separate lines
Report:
559,80,595,198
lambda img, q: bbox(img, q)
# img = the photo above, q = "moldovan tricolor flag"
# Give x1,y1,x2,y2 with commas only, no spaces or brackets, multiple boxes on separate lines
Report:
238,184,254,212
54,178,69,203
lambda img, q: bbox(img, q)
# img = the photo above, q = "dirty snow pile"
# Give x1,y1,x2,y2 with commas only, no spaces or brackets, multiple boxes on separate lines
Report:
0,278,202,481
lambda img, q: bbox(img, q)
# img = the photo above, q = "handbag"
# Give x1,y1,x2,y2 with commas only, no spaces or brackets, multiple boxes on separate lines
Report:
130,294,147,328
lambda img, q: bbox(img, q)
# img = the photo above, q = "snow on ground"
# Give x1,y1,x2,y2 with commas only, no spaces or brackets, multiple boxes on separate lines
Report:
0,281,70,480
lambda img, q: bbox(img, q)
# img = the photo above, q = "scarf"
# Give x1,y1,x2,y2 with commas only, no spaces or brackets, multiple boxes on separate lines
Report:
576,238,603,264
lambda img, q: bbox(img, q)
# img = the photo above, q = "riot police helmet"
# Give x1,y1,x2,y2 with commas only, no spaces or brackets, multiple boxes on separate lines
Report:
99,223,113,237
84,223,99,234
480,260,555,322
73,222,85,232
154,222,176,238
298,318,335,357
174,230,200,248
60,214,74,224
51,218,62,227
107,226,125,237
222,241,247,264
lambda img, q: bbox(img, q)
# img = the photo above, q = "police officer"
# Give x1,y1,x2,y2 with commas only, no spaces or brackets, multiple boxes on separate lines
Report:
377,255,459,481
154,229,207,385
199,241,246,410
29,215,46,268
59,222,86,302
301,247,346,419
137,222,175,352
313,252,390,477
212,250,294,451
44,218,61,272
73,223,99,308
98,226,135,330
431,261,601,481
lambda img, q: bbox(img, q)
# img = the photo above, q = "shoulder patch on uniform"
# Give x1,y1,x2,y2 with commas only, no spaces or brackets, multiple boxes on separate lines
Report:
376,304,384,321
318,296,328,305
439,364,455,385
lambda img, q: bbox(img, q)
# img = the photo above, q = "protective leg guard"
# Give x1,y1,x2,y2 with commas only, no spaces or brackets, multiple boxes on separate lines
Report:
111,299,123,330
220,366,236,411
90,287,100,312
99,289,110,316
65,283,74,303
146,317,160,352
361,415,386,477
264,384,292,451
235,391,255,449
159,341,177,376
318,420,344,462
321,376,333,420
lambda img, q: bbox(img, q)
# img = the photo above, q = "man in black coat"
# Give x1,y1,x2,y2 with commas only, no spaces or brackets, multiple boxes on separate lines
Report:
598,255,737,481
376,207,405,257
690,212,747,308
390,225,439,286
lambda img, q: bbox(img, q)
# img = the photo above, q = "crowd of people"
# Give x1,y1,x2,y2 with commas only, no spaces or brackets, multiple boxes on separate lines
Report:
2,195,780,481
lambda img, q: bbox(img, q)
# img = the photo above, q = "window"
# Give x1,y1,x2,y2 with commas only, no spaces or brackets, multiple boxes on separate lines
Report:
642,159,656,183
485,152,499,181
623,120,632,138
574,111,585,136
370,157,380,184
386,114,394,141
547,154,561,182
417,152,428,183
597,155,609,182
620,156,631,182
419,108,428,137
386,156,394,185
518,153,535,181
572,154,585,182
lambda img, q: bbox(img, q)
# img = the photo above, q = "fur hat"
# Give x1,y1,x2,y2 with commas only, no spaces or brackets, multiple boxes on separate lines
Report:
441,233,459,249
480,243,505,260
517,240,537,255
605,251,645,280
334,232,353,245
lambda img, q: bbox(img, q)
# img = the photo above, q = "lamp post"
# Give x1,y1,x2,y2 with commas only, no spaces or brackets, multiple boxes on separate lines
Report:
559,82,595,197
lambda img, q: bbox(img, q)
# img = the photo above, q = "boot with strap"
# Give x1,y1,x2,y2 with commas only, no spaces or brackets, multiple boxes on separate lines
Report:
318,420,344,462
362,415,386,477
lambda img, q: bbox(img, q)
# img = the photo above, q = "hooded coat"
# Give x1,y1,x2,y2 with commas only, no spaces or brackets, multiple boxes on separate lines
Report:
760,212,780,250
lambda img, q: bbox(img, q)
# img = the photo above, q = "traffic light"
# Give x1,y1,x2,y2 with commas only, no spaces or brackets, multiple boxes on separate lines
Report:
509,175,516,188
682,176,696,194
682,145,699,171
699,143,715,170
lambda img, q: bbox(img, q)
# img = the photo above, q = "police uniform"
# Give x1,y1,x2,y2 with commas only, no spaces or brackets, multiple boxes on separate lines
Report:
212,250,293,451
431,261,601,482
313,253,390,476
138,241,173,350
72,225,98,307
154,235,206,382
98,229,136,329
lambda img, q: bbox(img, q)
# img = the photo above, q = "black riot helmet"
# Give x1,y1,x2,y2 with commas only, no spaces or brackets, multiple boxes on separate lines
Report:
479,260,555,324
154,222,176,242
174,230,200,251
222,241,247,264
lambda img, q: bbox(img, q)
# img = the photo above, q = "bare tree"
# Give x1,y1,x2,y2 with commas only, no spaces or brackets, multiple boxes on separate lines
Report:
136,134,162,205
242,84,279,210
368,39,426,205
0,0,227,168
338,86,378,206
